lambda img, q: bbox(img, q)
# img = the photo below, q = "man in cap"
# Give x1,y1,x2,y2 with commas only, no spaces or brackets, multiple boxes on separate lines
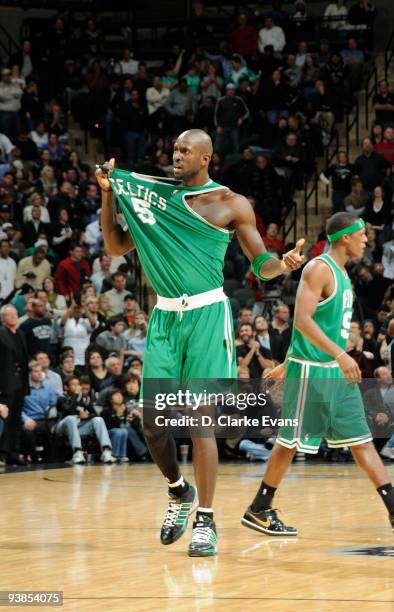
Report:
15,246,51,289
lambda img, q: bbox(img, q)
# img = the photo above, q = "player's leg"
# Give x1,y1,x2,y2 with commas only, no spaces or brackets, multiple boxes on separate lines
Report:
141,309,198,545
182,299,235,556
190,410,218,509
350,443,394,531
328,379,394,532
242,360,327,536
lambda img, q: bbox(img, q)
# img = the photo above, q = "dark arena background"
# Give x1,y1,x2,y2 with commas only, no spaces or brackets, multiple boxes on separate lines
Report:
0,0,393,610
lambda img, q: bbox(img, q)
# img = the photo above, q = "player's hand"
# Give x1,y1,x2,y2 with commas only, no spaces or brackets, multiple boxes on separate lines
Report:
0,403,8,418
282,239,306,272
336,352,362,385
95,158,115,192
263,362,286,381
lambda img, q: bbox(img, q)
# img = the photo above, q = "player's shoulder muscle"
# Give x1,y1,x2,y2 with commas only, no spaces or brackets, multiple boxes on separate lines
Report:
301,258,332,290
224,189,254,224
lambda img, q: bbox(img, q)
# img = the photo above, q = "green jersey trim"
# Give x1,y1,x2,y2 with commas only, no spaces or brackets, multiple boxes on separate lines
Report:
181,187,234,234
314,255,338,308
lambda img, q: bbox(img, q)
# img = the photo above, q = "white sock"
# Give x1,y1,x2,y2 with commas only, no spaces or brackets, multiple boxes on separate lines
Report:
168,475,184,488
197,506,213,515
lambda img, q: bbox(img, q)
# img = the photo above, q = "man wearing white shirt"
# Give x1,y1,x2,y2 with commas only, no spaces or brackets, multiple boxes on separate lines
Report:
115,49,139,76
91,253,111,294
324,0,348,29
0,238,16,300
103,271,129,314
92,253,126,274
29,121,48,150
146,76,170,115
0,68,23,140
35,351,63,396
258,17,286,54
0,132,15,162
84,209,101,254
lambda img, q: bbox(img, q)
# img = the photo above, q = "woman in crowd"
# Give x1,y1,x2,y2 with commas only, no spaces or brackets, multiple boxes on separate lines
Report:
43,276,67,312
60,299,97,366
98,294,115,319
36,166,58,198
101,389,130,463
23,192,51,223
86,350,110,393
201,63,223,101
364,186,391,245
123,311,148,362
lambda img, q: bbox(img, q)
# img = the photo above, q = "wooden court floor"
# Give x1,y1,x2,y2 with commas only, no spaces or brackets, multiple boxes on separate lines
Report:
0,462,393,612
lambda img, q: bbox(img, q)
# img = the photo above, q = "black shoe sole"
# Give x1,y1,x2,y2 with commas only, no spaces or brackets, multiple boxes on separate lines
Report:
188,548,217,557
241,516,298,536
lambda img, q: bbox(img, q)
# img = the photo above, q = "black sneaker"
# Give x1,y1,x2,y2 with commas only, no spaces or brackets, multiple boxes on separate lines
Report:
160,484,198,545
241,507,298,536
188,515,217,557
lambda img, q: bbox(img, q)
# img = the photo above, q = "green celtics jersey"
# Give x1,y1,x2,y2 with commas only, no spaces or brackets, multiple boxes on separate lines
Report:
109,170,232,298
289,253,353,363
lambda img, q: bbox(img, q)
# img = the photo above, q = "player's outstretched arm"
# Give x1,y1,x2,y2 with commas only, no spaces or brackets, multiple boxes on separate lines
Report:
96,158,135,257
294,260,361,384
231,194,305,280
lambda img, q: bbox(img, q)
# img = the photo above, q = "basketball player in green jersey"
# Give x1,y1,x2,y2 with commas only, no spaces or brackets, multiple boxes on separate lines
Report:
242,212,394,537
96,129,305,557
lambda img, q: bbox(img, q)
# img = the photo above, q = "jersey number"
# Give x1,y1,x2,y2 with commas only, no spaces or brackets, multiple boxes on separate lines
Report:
340,311,352,340
131,197,156,225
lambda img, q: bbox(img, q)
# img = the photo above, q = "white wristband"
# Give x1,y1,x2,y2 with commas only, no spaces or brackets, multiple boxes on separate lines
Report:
335,351,346,360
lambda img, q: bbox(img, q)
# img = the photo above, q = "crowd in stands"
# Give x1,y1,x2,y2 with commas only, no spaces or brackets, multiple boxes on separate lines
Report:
0,0,393,467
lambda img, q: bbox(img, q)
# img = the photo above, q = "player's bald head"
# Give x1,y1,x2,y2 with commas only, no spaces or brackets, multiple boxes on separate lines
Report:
176,129,213,155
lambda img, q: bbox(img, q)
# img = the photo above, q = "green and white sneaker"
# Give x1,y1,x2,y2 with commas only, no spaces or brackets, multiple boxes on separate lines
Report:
188,515,217,557
160,484,198,545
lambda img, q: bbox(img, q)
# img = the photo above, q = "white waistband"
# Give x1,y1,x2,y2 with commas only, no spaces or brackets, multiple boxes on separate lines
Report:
288,356,339,368
156,287,226,312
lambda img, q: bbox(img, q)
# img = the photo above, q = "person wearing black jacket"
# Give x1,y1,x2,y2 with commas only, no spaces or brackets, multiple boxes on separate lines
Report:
0,304,30,464
53,374,116,464
320,151,356,213
274,132,304,203
21,81,44,131
251,155,281,223
261,69,292,126
214,83,249,156
22,206,50,249
118,88,148,168
355,137,388,192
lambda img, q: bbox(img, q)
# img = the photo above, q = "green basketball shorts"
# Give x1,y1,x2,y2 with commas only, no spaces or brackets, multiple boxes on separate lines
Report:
277,356,372,454
142,288,237,388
